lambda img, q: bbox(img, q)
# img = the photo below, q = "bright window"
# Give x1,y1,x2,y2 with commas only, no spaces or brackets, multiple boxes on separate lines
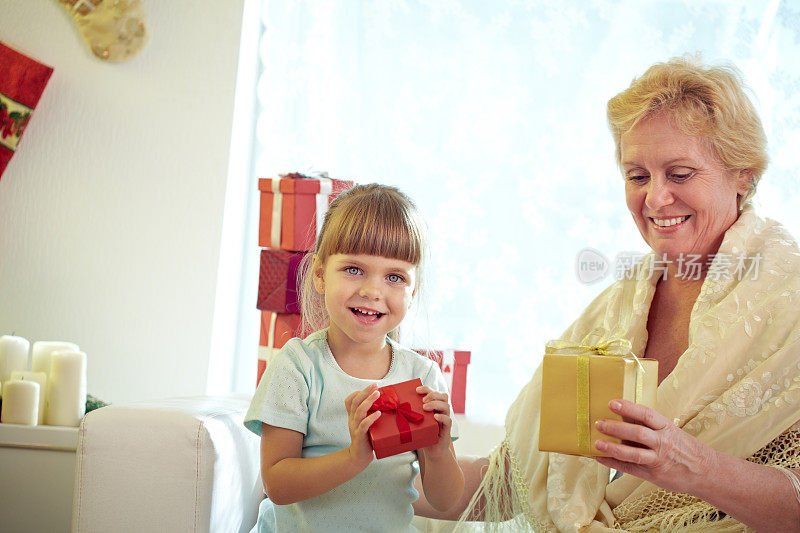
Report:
236,0,800,423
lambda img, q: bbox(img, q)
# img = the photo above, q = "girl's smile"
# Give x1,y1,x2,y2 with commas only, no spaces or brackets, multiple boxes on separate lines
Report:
350,306,385,324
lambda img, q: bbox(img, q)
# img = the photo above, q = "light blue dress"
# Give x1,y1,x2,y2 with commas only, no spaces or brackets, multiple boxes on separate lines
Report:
244,329,458,532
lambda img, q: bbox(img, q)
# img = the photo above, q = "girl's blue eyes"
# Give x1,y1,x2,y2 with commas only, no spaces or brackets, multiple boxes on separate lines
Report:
342,267,404,283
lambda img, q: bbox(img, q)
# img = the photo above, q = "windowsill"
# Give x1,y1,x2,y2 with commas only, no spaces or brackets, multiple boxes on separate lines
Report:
452,414,504,456
0,422,79,452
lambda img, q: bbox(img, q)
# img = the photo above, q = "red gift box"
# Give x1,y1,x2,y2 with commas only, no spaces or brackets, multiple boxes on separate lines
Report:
416,350,471,414
0,41,53,181
257,311,302,385
259,173,354,252
257,249,305,313
368,378,439,459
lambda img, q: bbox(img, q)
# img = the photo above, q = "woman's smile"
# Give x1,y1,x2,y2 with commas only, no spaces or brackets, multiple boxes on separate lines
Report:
650,215,690,229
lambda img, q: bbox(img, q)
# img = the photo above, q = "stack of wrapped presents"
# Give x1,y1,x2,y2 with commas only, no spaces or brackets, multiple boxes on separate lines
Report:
254,173,472,414
256,172,353,384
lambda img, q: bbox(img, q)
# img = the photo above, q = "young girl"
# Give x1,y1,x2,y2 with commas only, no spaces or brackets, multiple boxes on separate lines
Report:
245,183,464,531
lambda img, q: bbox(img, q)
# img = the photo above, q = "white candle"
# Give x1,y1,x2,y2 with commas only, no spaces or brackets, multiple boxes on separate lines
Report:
46,350,87,427
0,335,30,392
31,341,80,376
10,371,47,425
1,379,39,425
32,341,79,415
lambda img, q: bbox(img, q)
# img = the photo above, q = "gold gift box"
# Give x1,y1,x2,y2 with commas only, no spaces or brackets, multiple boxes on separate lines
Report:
539,352,658,457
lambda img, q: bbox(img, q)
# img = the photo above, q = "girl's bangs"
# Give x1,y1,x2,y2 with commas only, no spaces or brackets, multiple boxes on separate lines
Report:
327,201,422,265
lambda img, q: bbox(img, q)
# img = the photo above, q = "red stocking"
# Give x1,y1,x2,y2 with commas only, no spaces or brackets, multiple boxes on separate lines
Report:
0,42,53,182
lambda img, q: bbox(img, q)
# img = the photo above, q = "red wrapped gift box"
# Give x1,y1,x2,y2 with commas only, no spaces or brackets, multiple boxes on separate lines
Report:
259,173,354,252
368,378,439,459
416,350,471,414
0,41,53,181
257,249,305,313
257,311,302,385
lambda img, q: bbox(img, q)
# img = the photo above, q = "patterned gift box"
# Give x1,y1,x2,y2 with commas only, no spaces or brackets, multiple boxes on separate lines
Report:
257,311,302,385
367,378,439,459
0,41,53,181
257,249,305,313
259,173,354,252
416,349,471,414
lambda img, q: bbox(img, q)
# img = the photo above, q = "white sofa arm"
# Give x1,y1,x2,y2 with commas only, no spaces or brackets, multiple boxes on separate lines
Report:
71,394,262,533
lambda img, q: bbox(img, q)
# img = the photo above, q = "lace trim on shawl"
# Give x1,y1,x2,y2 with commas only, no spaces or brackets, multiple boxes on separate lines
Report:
614,429,800,532
456,438,554,532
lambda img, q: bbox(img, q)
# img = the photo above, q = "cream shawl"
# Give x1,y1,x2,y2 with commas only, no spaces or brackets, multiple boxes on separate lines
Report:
462,207,800,532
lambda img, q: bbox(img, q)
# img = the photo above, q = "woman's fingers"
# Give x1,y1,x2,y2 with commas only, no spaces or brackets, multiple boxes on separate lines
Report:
595,418,657,449
595,437,658,465
595,400,671,464
595,455,648,478
609,399,670,430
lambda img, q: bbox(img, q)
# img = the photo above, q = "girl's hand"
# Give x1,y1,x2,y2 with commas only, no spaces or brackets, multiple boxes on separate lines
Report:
344,383,381,468
417,385,454,458
594,399,718,494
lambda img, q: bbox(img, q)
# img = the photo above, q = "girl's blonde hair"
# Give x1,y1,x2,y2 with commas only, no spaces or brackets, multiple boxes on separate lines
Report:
606,54,768,206
299,183,427,340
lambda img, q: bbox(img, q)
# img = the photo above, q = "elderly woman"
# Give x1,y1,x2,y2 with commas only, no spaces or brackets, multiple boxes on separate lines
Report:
415,56,800,531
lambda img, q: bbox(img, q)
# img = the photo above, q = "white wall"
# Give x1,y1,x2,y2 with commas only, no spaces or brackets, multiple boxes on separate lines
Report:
0,0,245,403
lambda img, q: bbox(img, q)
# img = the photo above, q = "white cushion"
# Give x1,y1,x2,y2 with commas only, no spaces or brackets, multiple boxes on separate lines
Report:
72,395,262,533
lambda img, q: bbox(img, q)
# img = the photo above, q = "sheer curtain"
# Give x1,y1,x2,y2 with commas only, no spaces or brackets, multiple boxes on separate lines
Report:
241,0,800,423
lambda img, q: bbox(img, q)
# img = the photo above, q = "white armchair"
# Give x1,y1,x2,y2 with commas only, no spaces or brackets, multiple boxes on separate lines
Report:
69,395,503,532
71,394,263,533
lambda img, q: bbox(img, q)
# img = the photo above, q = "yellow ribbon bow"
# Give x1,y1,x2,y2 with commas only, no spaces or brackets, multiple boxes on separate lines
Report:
545,328,644,455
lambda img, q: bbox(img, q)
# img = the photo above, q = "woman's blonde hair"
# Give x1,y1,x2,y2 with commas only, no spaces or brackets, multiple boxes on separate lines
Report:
607,55,768,206
298,183,427,340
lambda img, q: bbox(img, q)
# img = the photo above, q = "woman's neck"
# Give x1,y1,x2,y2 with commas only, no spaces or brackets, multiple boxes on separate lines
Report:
655,271,704,304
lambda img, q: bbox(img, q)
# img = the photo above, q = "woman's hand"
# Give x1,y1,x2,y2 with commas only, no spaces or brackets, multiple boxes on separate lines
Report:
344,383,381,468
594,399,719,494
417,385,454,457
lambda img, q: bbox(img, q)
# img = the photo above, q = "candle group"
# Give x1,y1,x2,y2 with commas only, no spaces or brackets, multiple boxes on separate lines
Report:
0,335,86,427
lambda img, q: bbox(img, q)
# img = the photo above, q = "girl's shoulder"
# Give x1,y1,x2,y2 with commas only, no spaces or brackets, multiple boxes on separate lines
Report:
273,330,330,371
387,338,440,374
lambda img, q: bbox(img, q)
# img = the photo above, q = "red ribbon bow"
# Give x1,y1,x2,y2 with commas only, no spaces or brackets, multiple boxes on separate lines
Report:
368,385,424,443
